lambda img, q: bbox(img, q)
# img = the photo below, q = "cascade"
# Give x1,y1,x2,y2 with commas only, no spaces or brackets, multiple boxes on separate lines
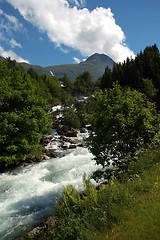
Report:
0,135,99,239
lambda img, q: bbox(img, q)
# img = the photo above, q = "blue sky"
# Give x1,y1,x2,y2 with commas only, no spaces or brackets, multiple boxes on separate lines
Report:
0,0,160,67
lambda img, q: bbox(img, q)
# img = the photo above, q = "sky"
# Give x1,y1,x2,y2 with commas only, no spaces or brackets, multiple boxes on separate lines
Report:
0,0,160,67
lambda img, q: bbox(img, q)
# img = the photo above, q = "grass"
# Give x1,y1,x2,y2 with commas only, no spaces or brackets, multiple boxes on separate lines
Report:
106,165,160,240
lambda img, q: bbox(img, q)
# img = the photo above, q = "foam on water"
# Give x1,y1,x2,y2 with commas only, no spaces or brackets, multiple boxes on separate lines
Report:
0,147,98,240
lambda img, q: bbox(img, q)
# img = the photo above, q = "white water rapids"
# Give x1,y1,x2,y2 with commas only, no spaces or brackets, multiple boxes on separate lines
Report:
0,146,99,240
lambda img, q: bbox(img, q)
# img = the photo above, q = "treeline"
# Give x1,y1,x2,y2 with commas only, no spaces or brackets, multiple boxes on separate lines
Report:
98,44,160,109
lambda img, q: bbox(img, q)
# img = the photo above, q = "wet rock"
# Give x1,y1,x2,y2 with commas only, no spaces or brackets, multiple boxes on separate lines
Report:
61,144,69,150
64,129,78,137
67,138,79,144
85,124,92,131
26,217,57,239
68,144,77,149
45,149,57,158
80,128,87,133
41,136,53,146
77,143,84,148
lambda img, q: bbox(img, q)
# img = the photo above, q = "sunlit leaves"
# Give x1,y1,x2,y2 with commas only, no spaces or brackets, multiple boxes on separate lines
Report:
0,58,51,167
88,84,160,171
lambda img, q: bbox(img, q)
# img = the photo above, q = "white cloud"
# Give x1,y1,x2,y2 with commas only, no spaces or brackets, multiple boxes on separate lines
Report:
0,9,3,15
73,57,81,63
6,0,135,62
0,9,26,63
0,10,23,46
1,11,23,33
0,46,29,63
9,38,22,48
60,47,69,54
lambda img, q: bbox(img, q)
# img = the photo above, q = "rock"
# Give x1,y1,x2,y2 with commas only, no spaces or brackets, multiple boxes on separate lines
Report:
45,149,57,158
67,138,79,144
85,124,92,131
27,217,57,239
68,144,77,149
43,154,50,160
64,129,78,137
61,144,69,150
77,143,84,148
80,128,87,133
41,136,53,146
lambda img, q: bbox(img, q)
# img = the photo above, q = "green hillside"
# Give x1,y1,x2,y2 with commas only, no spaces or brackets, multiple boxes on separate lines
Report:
20,53,115,80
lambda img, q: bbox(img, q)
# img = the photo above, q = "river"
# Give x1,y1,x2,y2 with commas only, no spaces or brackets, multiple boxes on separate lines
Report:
0,145,98,240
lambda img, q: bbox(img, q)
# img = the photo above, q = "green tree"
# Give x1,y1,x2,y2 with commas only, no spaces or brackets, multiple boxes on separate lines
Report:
141,78,157,100
98,66,113,90
99,44,160,109
43,76,62,104
63,107,80,130
59,74,73,93
87,84,160,179
0,58,51,168
73,71,95,96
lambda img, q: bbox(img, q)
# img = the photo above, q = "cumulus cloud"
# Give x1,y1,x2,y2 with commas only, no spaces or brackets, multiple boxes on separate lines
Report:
6,0,135,62
0,46,29,63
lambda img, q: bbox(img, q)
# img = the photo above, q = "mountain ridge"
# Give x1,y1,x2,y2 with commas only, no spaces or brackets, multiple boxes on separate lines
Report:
1,53,115,80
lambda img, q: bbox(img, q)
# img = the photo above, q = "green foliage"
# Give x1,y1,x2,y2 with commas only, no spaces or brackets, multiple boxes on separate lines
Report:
73,71,95,96
43,76,62,103
74,101,90,127
87,84,160,175
127,145,160,179
59,74,73,93
0,58,51,167
98,66,112,90
62,107,81,129
141,78,157,100
107,164,160,240
99,44,160,109
59,75,75,105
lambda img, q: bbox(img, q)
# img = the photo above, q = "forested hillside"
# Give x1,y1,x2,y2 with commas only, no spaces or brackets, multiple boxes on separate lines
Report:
98,44,160,109
20,53,114,80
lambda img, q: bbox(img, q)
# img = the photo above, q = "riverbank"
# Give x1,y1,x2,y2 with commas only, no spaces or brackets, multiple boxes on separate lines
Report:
17,147,160,240
0,127,88,174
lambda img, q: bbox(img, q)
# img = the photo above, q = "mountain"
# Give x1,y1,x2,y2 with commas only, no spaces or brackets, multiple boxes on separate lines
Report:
44,53,115,80
1,53,115,80
84,53,114,68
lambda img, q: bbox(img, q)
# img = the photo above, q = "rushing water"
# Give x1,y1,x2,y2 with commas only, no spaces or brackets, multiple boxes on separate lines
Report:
0,146,98,240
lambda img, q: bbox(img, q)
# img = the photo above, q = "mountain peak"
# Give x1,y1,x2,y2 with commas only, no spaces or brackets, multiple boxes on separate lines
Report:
84,53,115,68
